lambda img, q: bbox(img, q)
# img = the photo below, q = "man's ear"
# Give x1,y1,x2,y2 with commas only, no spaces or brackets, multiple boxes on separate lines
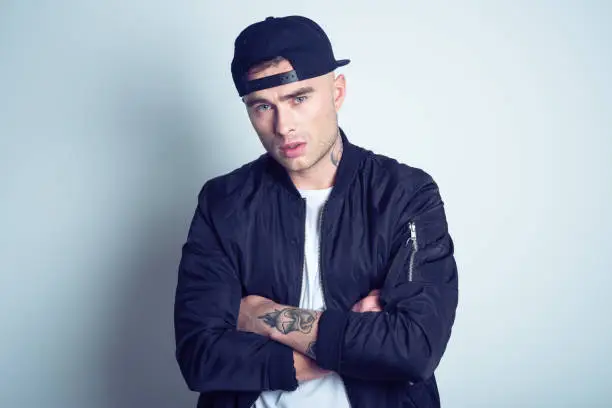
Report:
333,74,346,112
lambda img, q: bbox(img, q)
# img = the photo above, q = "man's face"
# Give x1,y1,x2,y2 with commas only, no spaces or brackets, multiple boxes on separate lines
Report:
243,59,346,174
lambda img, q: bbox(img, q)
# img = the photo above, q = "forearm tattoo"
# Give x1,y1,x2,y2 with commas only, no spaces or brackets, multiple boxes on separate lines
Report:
306,341,316,359
258,307,319,335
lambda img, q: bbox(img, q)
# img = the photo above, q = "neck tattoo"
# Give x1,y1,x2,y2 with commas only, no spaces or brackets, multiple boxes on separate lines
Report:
330,135,343,167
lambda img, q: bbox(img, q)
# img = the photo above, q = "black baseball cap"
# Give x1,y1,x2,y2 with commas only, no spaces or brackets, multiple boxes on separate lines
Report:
231,15,350,97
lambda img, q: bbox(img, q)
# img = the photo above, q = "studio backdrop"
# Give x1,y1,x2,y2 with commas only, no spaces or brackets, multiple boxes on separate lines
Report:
1,1,611,407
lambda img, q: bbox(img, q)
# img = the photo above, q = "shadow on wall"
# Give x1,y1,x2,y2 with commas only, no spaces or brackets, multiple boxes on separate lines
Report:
101,61,213,408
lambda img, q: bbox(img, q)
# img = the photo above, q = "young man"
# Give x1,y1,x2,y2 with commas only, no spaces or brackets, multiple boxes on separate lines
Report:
174,15,459,408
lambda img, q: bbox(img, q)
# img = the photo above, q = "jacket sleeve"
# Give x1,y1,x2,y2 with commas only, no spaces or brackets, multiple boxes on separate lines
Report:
174,183,299,393
314,173,459,383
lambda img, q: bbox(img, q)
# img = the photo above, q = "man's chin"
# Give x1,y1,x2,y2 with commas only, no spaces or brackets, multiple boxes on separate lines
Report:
276,157,310,173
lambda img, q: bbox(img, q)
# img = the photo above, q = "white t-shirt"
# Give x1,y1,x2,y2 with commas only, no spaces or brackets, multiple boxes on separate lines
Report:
253,187,351,408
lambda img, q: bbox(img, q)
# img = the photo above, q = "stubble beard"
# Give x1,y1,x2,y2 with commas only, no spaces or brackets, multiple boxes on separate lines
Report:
287,129,340,175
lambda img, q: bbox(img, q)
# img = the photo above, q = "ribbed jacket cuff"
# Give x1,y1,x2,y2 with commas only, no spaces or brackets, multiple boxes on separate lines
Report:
268,342,299,391
315,309,349,371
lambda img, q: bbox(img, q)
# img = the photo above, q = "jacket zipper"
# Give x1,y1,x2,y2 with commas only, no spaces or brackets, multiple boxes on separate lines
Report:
298,197,307,307
318,200,329,307
406,221,418,282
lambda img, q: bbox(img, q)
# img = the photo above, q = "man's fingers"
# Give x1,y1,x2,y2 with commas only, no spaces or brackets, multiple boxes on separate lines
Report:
352,289,382,313
361,303,382,312
352,299,382,313
360,292,382,312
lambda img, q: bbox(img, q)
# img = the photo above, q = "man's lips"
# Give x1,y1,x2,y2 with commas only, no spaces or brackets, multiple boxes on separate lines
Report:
279,142,306,158
280,142,306,151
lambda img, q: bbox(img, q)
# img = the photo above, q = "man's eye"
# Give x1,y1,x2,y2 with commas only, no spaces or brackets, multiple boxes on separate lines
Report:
295,95,308,103
255,104,271,112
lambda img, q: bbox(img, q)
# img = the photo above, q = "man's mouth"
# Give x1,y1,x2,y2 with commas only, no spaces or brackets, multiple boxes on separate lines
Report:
281,142,304,150
280,142,306,158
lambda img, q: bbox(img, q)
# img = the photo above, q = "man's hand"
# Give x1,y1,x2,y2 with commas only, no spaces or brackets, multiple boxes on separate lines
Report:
293,351,332,382
237,295,277,337
351,289,382,313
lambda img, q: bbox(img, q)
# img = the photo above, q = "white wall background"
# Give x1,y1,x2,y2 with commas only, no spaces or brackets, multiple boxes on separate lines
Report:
1,1,610,407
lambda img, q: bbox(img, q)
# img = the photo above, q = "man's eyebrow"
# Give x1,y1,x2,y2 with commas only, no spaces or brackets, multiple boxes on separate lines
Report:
244,97,270,108
244,86,315,108
279,86,315,102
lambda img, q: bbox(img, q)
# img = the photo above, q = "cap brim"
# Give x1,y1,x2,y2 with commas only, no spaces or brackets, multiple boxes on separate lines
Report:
335,59,351,67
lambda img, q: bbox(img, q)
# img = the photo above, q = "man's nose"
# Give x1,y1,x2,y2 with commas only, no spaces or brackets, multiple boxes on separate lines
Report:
274,105,297,137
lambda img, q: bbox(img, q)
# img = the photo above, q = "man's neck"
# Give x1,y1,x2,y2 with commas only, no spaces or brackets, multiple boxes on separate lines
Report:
289,132,343,190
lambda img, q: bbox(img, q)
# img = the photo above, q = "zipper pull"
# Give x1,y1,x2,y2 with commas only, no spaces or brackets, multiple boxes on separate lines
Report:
405,221,417,247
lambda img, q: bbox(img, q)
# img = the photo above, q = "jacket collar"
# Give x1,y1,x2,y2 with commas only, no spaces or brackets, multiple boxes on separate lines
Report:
264,127,366,200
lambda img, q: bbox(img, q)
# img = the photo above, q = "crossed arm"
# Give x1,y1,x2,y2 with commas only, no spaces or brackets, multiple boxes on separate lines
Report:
174,182,384,391
236,291,382,381
258,304,320,358
175,176,458,392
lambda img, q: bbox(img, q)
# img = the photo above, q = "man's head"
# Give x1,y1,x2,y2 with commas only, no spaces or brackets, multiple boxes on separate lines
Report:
243,56,346,173
231,16,349,177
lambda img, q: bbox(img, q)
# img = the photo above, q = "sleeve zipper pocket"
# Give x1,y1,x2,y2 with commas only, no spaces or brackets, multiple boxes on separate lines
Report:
406,221,419,282
382,220,419,303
